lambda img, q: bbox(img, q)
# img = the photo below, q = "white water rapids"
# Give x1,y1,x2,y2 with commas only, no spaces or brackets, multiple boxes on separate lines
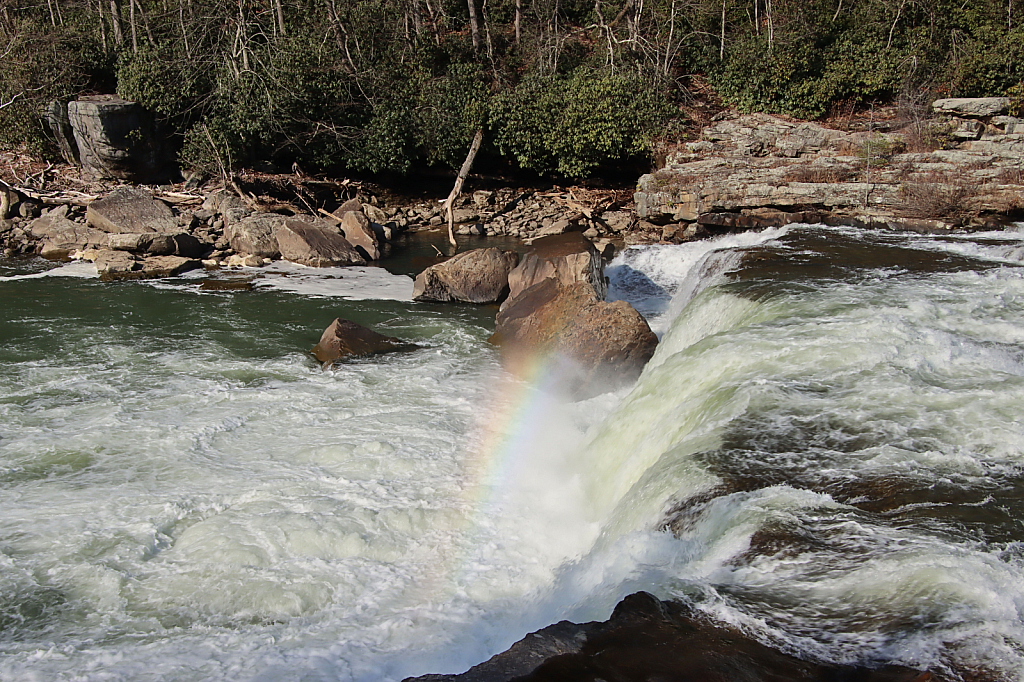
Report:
2,225,1024,681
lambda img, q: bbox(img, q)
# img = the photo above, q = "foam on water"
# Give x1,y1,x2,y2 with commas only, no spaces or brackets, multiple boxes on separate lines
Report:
4,225,1024,681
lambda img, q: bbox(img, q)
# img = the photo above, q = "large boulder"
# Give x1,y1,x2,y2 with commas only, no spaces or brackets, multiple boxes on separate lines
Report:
273,219,367,266
310,318,416,367
412,248,519,304
504,233,606,310
106,232,205,257
86,187,178,234
66,95,169,182
337,210,381,260
38,223,109,260
404,592,931,682
492,279,658,397
224,213,285,258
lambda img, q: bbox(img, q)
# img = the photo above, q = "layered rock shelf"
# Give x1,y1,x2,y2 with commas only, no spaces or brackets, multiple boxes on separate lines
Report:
636,100,1024,234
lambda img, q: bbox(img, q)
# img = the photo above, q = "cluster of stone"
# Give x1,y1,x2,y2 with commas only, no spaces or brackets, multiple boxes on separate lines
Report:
411,233,657,399
395,188,634,245
634,99,1024,237
1,186,401,280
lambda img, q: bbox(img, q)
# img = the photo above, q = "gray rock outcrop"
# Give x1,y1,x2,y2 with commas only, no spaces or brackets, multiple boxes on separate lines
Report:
412,248,519,304
66,95,169,182
635,109,1024,230
225,213,285,259
932,97,1010,117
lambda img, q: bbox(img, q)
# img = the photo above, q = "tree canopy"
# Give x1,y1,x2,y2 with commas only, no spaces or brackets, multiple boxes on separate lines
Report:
1,0,1021,179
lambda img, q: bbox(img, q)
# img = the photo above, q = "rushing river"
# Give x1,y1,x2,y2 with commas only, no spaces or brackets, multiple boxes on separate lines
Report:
2,224,1024,682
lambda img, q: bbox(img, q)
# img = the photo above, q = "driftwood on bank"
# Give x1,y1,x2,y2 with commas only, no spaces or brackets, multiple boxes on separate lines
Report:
443,127,485,249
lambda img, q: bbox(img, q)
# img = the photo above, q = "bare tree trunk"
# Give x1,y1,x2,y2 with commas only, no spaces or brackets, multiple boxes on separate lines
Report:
412,0,422,35
467,0,480,50
443,128,484,250
179,0,190,57
275,0,286,36
719,0,726,59
129,0,138,52
97,0,108,53
515,0,521,43
110,0,123,45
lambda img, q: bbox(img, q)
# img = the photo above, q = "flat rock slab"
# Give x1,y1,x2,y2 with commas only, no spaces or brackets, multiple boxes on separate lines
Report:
932,97,1010,117
504,233,606,310
39,223,109,259
274,218,366,266
413,248,519,304
311,318,416,367
87,187,178,234
99,254,201,281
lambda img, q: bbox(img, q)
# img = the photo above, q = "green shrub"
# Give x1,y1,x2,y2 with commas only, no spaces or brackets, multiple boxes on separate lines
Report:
489,70,672,178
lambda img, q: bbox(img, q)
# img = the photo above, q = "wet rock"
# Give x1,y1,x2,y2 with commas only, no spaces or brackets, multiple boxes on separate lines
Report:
492,279,657,397
273,218,367,267
405,592,932,682
95,250,140,279
504,233,607,309
412,248,519,304
67,95,169,182
310,318,416,367
225,213,285,258
86,187,178,234
135,255,202,279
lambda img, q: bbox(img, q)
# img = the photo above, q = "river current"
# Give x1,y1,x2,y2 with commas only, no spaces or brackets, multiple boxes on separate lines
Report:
1,224,1023,681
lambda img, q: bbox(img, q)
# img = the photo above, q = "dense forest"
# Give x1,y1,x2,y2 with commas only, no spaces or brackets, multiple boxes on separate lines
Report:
1,0,1022,180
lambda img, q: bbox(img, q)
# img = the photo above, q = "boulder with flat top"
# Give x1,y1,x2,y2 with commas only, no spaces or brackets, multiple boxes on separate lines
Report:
503,233,606,309
86,187,178,234
413,248,519,304
274,218,367,266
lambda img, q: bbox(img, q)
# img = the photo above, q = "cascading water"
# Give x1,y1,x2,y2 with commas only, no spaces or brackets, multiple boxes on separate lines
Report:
1,224,1023,681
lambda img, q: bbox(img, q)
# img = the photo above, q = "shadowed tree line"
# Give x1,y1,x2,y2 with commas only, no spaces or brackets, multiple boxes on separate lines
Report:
0,0,1022,180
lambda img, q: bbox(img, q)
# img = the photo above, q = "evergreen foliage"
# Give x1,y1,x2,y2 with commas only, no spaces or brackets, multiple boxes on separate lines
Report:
0,0,1022,178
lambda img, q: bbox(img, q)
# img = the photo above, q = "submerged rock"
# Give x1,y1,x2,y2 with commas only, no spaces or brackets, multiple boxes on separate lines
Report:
405,592,932,682
413,248,519,304
492,279,657,398
311,318,416,367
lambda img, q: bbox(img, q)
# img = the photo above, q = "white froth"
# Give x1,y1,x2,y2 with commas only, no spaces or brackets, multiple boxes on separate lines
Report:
4,226,1024,681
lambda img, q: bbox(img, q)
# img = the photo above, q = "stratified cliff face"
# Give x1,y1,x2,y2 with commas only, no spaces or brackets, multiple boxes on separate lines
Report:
636,102,1024,234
